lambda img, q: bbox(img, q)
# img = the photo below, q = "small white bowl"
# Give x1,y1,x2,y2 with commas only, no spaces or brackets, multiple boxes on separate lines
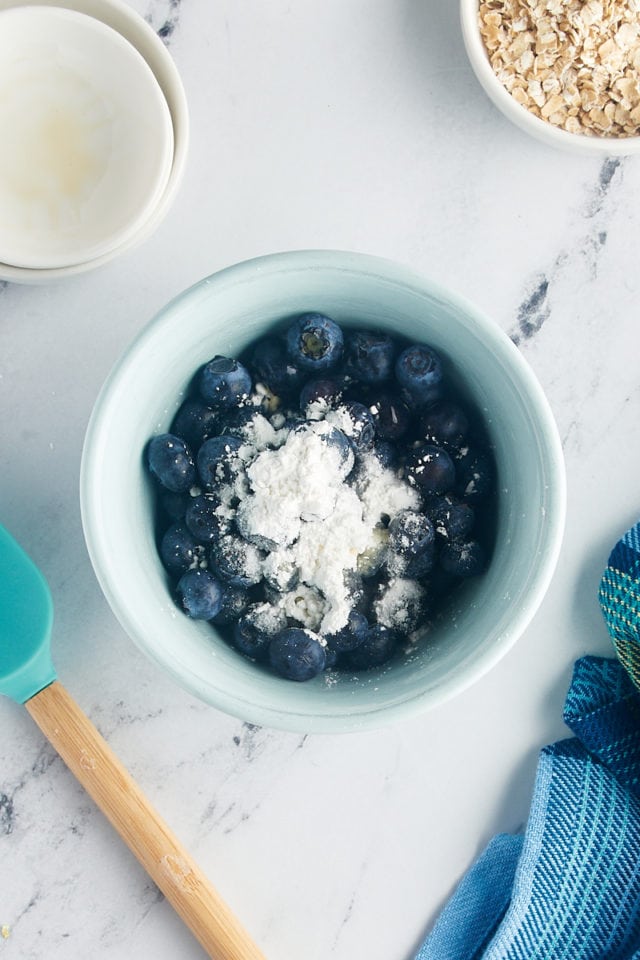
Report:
0,0,189,282
0,5,174,270
460,0,640,156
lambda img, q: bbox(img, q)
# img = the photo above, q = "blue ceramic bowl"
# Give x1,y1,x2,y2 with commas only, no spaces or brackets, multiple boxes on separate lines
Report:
80,251,566,733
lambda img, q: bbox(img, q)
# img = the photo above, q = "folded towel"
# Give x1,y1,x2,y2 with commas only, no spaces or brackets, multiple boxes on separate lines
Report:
414,835,523,960
600,521,640,692
416,521,640,960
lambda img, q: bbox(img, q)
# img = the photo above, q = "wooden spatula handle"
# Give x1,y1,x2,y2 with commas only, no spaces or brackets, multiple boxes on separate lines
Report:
26,681,266,960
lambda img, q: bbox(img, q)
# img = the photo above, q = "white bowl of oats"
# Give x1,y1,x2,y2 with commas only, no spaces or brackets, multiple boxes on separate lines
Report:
461,0,640,154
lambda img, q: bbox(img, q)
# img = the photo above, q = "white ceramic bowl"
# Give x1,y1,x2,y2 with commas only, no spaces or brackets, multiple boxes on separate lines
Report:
0,0,188,282
80,250,566,734
0,5,174,270
460,0,640,155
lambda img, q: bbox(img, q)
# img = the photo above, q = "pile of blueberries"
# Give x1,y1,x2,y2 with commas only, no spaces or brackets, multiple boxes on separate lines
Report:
146,312,496,682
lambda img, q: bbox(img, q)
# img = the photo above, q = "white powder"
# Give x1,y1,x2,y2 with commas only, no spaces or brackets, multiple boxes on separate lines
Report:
216,535,264,585
214,410,423,635
261,549,299,591
246,600,287,635
236,421,346,548
356,452,421,525
324,404,357,437
238,412,287,452
290,484,369,633
374,578,427,630
250,585,327,633
305,397,331,421
278,584,327,632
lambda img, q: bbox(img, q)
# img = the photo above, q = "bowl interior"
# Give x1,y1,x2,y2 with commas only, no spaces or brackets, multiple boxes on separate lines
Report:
81,251,565,732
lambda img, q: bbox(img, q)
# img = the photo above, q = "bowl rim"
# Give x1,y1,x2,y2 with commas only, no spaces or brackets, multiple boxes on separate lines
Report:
80,249,567,733
0,0,189,282
459,0,640,156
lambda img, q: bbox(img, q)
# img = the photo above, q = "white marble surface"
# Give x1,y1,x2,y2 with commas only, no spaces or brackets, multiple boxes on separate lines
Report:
2,1,640,958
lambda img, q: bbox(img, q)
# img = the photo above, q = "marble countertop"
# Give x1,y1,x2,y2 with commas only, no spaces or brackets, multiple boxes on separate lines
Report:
2,1,640,958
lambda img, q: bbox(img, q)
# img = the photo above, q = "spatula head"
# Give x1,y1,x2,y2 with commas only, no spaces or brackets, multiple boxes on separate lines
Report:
0,524,56,703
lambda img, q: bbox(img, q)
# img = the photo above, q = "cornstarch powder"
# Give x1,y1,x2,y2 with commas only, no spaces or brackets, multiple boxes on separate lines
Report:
211,407,421,635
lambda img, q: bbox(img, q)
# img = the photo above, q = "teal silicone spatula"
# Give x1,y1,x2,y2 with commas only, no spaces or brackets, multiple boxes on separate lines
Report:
0,523,266,960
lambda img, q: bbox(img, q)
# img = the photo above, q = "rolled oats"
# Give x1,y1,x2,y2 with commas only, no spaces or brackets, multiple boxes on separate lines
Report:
478,0,640,137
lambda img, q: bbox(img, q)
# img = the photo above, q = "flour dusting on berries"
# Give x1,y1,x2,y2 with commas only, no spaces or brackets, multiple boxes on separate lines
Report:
147,313,496,682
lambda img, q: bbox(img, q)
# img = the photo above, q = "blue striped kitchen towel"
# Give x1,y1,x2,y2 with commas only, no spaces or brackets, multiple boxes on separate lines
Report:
600,521,640,691
416,520,640,960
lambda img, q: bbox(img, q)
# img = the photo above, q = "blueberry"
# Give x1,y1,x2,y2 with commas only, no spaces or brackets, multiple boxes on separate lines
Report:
211,534,264,587
147,433,196,493
403,597,429,633
424,495,475,541
321,426,355,477
346,625,399,669
171,399,219,450
232,615,271,660
199,356,252,407
160,491,190,521
395,344,443,406
269,628,326,681
323,645,340,670
159,522,204,574
286,313,343,372
371,440,398,470
218,405,257,437
343,570,372,617
262,553,300,592
175,569,223,619
401,546,436,578
340,401,375,451
344,330,395,383
369,392,411,441
423,567,459,606
454,447,493,502
440,540,486,577
280,413,306,434
373,582,428,634
210,584,250,625
299,378,343,412
185,494,227,542
196,435,244,488
388,510,435,558
339,373,372,404
326,610,368,653
250,337,304,396
387,509,436,580
405,443,456,495
418,400,469,449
